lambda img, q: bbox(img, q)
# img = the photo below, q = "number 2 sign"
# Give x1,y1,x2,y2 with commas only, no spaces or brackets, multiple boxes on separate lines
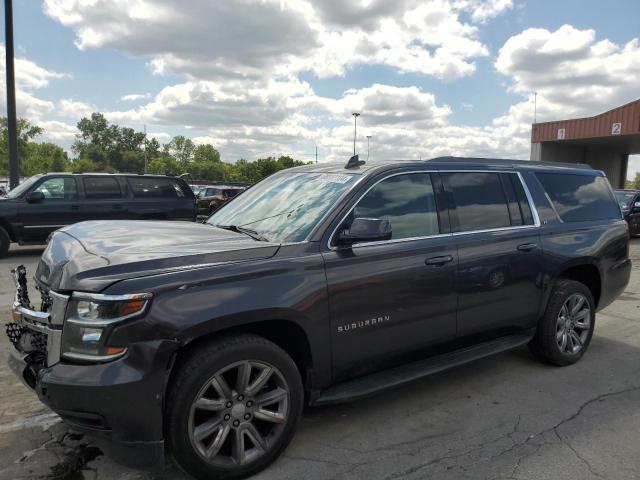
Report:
611,122,622,135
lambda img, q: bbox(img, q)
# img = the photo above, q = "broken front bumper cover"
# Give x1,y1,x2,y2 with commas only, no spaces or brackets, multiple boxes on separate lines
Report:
5,265,173,470
6,265,65,387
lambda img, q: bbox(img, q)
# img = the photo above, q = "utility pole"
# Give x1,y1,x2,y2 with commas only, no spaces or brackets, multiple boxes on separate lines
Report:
366,135,371,161
352,112,360,156
534,92,537,123
315,144,318,164
5,0,19,189
143,124,148,174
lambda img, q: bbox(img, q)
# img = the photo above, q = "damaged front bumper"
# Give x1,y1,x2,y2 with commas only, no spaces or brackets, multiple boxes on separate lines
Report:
6,265,67,387
5,265,173,470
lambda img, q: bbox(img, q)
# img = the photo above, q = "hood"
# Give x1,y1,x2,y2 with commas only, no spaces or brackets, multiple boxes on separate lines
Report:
36,220,280,292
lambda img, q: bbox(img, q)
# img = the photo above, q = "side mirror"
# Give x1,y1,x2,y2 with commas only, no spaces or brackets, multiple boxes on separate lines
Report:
25,191,45,203
338,218,392,246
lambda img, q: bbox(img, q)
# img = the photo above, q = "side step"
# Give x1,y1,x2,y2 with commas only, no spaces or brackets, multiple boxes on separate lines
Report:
314,334,532,405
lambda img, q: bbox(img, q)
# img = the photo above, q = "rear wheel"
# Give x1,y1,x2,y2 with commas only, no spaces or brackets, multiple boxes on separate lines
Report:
0,226,11,258
529,279,595,366
166,334,303,480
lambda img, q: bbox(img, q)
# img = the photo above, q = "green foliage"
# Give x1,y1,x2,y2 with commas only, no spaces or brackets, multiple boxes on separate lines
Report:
22,142,69,175
626,172,640,190
1,114,310,184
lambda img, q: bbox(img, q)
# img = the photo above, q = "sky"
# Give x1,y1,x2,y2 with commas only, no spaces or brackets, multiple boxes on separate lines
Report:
1,0,639,178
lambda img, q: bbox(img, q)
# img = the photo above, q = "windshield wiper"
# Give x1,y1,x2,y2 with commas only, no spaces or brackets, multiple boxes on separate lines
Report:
215,224,269,242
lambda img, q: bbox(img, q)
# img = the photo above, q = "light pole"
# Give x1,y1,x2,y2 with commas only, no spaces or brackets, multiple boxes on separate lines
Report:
366,135,371,161
352,112,360,156
5,0,19,189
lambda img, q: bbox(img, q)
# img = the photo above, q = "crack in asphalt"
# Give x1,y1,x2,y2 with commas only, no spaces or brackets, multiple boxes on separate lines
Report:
379,385,640,480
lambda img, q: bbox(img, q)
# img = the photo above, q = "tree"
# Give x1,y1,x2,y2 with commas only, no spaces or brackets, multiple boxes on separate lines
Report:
0,117,44,174
22,142,69,175
193,143,221,163
165,136,195,165
627,172,640,190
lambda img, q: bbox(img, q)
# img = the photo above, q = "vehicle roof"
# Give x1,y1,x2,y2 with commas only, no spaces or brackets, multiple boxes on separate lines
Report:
39,172,184,179
614,189,639,193
290,156,598,176
200,185,245,189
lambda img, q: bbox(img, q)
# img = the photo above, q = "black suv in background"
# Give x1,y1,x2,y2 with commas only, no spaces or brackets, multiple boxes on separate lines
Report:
614,189,640,235
7,158,631,480
0,173,196,256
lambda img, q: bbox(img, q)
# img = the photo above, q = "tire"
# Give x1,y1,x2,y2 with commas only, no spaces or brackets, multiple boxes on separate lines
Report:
529,279,595,366
166,334,304,480
0,226,10,258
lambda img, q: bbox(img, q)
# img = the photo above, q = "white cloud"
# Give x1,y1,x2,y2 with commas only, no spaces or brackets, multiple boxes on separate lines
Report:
496,25,640,121
121,93,151,102
44,0,507,82
0,44,76,144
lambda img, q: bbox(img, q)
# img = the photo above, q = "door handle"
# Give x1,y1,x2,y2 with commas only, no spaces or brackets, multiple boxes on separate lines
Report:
517,243,538,252
425,255,454,266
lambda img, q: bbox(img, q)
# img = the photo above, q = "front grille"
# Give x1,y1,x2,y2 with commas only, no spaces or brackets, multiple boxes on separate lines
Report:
6,265,66,367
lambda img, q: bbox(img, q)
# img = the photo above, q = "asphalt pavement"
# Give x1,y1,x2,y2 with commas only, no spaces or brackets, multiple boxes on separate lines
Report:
1,241,639,480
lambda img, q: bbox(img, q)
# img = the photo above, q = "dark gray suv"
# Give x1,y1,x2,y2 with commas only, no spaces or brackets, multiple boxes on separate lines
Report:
6,157,631,479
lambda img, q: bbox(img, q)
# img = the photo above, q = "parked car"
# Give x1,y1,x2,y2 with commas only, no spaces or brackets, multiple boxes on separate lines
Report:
7,157,631,480
196,184,246,217
614,189,640,235
0,173,196,256
190,184,205,197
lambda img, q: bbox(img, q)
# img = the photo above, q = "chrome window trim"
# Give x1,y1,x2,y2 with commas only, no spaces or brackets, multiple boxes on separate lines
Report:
327,169,541,250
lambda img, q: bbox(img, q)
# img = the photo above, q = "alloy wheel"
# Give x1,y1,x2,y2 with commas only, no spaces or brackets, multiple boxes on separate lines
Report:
188,360,289,467
556,293,591,355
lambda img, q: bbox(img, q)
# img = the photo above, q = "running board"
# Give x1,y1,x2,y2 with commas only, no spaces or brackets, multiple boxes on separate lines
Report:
314,334,532,405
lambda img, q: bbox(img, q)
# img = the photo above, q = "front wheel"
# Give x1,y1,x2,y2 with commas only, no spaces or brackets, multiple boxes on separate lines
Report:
166,335,303,480
529,279,595,366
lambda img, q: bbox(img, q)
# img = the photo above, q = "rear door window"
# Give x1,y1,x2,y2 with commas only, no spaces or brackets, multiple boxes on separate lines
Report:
535,173,620,222
353,173,439,240
445,172,511,232
127,177,188,198
83,177,122,199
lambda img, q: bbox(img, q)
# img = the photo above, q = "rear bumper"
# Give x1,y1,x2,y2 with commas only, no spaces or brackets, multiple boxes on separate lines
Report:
8,339,178,470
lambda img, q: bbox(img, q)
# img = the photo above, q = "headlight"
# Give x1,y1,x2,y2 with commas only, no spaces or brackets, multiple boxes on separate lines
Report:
61,292,152,362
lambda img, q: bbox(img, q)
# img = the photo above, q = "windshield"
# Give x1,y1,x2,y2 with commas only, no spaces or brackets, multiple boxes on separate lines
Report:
208,172,358,243
614,191,636,210
5,175,42,199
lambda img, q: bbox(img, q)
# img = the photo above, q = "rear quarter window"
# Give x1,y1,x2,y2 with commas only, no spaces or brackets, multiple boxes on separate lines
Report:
127,177,189,198
535,173,620,222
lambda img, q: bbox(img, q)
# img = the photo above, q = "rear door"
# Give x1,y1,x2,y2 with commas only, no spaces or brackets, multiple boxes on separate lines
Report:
322,171,458,380
125,176,196,220
79,176,127,221
442,171,543,337
17,176,82,242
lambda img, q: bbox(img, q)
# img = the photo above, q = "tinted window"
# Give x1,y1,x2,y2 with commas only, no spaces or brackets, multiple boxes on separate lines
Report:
34,177,77,200
614,191,636,210
536,173,620,222
83,177,122,199
205,188,220,197
127,177,187,198
353,173,439,240
446,172,511,232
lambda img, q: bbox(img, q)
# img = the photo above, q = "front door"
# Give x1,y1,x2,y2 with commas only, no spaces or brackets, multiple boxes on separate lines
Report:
322,172,457,381
17,176,82,242
442,171,543,337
